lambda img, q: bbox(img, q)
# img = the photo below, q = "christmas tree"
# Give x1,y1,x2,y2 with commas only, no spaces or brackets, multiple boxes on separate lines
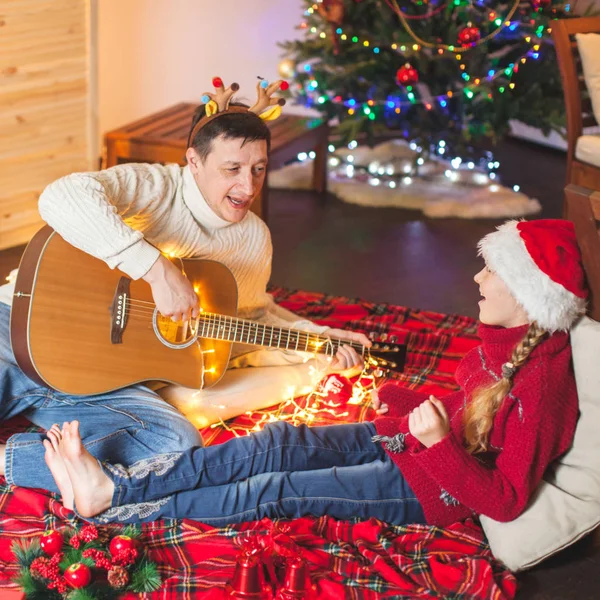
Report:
279,0,578,169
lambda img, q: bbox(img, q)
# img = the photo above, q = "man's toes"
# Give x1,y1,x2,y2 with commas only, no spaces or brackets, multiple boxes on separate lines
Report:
43,439,54,456
47,431,61,452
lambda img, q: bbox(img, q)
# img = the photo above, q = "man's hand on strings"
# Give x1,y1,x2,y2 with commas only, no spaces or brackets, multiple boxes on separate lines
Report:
143,255,200,322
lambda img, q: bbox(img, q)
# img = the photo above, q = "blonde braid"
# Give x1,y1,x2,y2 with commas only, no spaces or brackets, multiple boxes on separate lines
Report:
464,323,547,454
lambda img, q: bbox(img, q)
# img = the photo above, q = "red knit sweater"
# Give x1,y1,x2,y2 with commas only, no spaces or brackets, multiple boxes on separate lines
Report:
373,324,579,526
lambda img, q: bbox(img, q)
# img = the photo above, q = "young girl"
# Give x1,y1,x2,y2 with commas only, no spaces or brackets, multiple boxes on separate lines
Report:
44,219,587,527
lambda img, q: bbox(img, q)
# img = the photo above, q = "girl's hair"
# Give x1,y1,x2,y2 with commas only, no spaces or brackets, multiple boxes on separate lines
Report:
464,322,547,454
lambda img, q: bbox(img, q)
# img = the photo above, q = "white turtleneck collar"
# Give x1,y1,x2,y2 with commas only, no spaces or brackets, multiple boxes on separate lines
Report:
182,165,232,230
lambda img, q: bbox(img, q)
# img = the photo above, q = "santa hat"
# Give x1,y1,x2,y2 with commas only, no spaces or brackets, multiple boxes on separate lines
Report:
477,220,587,332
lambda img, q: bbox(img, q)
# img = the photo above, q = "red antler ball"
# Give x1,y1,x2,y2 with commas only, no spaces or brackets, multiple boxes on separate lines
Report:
212,77,224,88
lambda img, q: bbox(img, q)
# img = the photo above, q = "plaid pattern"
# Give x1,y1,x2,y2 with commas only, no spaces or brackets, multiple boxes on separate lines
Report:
0,289,517,599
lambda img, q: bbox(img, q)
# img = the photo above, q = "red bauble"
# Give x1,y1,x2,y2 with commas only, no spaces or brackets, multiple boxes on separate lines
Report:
279,80,290,91
396,64,418,86
532,0,551,9
64,563,92,588
40,530,63,556
212,76,224,88
458,26,481,46
109,535,136,556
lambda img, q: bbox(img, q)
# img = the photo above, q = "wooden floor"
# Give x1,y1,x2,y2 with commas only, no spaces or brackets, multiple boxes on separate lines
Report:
268,137,565,319
1,138,598,599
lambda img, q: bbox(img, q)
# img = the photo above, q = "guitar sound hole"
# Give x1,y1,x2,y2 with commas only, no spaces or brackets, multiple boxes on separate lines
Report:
152,309,199,350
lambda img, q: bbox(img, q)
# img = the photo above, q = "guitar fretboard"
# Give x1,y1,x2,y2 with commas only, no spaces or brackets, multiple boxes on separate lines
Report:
196,312,365,356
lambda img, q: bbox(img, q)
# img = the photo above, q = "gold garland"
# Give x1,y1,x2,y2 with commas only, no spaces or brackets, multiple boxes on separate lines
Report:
389,0,522,53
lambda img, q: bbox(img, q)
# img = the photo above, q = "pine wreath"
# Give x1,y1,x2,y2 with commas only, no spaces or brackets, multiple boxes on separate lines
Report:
12,524,161,599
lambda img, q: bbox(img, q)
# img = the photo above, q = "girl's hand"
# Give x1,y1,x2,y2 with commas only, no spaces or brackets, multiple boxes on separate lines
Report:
408,396,450,448
369,389,389,415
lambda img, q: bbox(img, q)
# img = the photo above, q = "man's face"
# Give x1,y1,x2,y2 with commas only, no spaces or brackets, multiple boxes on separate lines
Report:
186,135,268,223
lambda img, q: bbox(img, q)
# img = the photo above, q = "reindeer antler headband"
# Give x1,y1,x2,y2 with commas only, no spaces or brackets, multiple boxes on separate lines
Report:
188,76,289,147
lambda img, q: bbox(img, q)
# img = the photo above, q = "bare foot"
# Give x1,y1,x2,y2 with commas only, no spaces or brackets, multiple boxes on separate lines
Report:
58,421,115,518
43,424,75,510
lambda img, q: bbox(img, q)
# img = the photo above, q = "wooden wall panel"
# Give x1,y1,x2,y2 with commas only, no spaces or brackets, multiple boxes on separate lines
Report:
0,0,90,250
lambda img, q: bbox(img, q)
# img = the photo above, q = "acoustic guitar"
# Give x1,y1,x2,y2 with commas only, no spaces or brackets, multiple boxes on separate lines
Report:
10,227,406,395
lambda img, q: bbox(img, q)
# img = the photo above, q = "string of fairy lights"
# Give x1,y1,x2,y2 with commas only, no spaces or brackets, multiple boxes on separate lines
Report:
209,355,381,437
298,1,569,113
282,0,570,191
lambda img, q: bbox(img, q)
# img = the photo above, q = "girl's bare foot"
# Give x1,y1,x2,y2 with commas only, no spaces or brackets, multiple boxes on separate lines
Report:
43,424,75,510
58,421,115,518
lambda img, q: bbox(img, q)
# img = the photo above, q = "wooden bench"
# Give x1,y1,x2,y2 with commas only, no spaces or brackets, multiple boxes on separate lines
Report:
102,103,329,221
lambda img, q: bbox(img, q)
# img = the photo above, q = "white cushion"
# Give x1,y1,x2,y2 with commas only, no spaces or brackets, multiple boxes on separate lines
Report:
577,33,600,125
480,315,600,571
575,134,600,168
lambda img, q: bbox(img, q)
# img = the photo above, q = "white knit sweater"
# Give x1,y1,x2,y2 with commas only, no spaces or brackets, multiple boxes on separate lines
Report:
0,164,327,347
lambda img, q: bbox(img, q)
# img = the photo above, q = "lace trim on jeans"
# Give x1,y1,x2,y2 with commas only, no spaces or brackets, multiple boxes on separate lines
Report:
103,452,182,480
95,495,173,524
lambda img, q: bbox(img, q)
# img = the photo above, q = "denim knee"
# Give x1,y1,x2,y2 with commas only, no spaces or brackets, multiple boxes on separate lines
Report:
161,415,203,449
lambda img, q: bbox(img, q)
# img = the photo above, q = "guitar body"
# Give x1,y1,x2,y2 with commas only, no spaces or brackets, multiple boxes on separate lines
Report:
10,227,237,395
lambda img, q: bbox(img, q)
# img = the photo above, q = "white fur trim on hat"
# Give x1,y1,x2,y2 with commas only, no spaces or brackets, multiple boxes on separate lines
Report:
477,221,586,332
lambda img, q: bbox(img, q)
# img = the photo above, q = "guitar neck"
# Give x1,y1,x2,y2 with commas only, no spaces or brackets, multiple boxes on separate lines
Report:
196,312,364,356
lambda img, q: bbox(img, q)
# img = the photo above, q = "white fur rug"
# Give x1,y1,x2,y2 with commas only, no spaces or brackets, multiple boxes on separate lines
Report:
269,140,541,219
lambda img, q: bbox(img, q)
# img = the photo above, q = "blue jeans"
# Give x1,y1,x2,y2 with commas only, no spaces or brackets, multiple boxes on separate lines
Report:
0,303,202,492
93,421,425,527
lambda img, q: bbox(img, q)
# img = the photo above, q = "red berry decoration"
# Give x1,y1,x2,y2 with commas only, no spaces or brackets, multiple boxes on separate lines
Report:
279,80,290,91
64,563,92,588
79,524,99,543
40,530,63,556
458,26,481,46
396,64,419,86
212,76,224,88
109,534,136,556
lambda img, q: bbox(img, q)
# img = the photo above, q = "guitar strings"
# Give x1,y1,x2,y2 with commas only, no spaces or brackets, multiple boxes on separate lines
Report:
119,299,398,360
120,301,366,353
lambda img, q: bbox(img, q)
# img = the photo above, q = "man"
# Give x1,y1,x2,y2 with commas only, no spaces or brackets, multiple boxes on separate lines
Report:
0,78,370,506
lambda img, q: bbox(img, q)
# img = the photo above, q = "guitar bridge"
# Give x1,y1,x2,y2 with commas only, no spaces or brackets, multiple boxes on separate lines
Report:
110,277,131,344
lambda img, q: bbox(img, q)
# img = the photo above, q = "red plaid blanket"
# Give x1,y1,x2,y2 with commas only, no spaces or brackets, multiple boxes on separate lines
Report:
0,289,517,599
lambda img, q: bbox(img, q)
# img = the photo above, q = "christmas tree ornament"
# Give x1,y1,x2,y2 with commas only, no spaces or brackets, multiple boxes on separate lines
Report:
226,552,273,599
458,25,481,46
531,0,551,9
64,562,92,588
278,58,296,79
109,534,136,556
39,530,63,556
275,557,314,599
396,64,419,86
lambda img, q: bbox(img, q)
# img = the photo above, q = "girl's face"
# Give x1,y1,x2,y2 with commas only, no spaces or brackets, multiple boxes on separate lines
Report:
474,266,530,328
